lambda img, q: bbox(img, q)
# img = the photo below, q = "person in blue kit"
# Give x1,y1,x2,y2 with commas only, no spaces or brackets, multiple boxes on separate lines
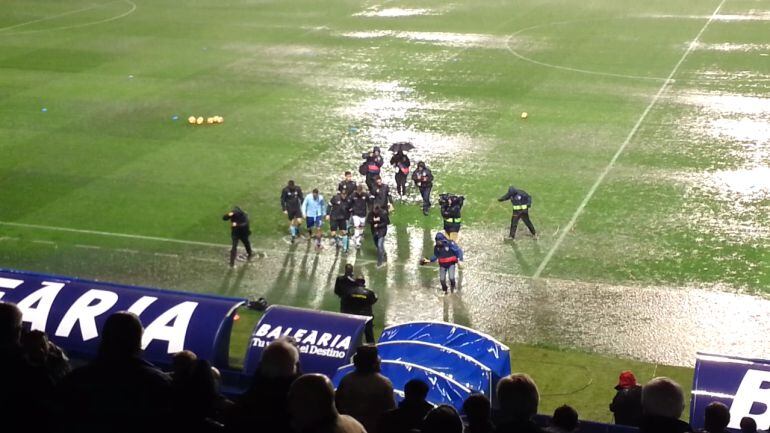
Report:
222,206,253,267
327,190,351,252
361,146,384,193
498,186,537,240
302,188,327,250
280,180,304,242
420,232,464,294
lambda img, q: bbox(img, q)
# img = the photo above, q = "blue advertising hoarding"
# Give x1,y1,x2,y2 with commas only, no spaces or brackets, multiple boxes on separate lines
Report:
332,360,472,411
377,340,492,396
691,353,770,431
243,305,370,378
379,321,511,382
0,268,245,368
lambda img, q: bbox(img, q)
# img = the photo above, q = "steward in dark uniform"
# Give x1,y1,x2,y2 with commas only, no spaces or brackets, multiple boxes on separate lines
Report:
411,161,433,215
327,191,351,252
367,205,390,267
361,146,384,193
420,232,464,294
439,194,464,242
498,186,537,240
338,171,357,197
222,207,253,267
389,151,410,197
369,176,393,212
280,180,304,241
348,184,369,249
334,264,377,343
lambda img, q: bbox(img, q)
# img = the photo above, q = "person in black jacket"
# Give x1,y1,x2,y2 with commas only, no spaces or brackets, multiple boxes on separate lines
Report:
369,176,393,212
498,186,537,240
362,146,384,193
222,207,253,267
390,151,410,198
439,194,464,242
334,264,377,343
639,377,692,433
412,161,433,215
367,205,390,267
327,191,351,252
348,184,369,250
610,370,643,427
338,171,357,197
280,180,304,242
379,379,434,433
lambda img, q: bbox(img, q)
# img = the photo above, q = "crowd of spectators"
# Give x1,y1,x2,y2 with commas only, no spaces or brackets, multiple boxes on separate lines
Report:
0,301,766,433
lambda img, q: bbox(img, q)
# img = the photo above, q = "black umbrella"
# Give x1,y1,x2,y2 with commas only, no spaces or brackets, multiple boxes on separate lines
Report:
389,141,415,153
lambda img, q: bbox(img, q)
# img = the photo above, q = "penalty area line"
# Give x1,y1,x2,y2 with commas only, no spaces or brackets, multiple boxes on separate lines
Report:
531,0,729,280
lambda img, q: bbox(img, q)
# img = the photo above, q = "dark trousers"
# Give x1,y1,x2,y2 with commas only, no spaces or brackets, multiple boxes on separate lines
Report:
366,174,378,192
395,172,408,196
364,319,375,343
230,231,253,266
419,187,432,213
510,211,536,239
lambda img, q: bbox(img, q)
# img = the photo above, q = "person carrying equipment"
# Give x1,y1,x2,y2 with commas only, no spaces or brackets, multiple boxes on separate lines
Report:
280,180,304,242
302,188,327,249
498,185,537,240
360,146,384,192
420,232,463,294
367,205,390,267
389,150,411,197
347,184,369,250
439,194,464,242
222,206,253,267
334,264,377,343
411,161,433,215
327,190,351,252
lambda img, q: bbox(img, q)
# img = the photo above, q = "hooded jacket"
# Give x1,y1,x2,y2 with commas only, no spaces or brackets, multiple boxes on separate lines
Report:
499,186,532,210
362,147,384,175
429,233,464,267
411,165,433,189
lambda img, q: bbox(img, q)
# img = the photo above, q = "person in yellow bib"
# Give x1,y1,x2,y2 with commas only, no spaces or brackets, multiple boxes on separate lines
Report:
498,186,537,240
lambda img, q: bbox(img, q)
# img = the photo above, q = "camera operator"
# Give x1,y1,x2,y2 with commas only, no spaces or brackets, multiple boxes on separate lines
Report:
439,194,464,242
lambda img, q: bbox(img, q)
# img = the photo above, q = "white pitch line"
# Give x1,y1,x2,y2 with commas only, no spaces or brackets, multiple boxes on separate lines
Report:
0,3,103,32
532,0,729,280
75,244,102,250
31,240,57,246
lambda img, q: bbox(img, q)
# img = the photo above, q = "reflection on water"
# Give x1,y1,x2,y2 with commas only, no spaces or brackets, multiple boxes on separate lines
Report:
341,30,514,50
353,8,438,18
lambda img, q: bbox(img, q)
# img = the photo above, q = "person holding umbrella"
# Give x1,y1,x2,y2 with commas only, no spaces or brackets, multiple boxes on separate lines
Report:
389,142,414,198
411,161,434,216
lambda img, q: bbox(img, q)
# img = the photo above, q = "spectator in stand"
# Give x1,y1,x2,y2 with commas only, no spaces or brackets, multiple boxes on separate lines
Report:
739,417,757,433
640,377,692,433
422,404,464,433
336,345,397,433
170,349,197,383
21,329,71,384
225,337,300,433
546,405,579,433
172,359,224,432
289,373,366,433
0,302,55,432
495,373,546,433
463,393,495,433
610,370,643,427
210,366,234,424
379,379,435,433
701,402,730,433
55,311,172,433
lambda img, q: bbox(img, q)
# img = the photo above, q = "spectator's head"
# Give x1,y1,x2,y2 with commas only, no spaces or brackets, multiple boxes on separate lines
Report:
422,405,463,433
176,359,217,415
352,344,380,374
98,311,143,360
551,405,579,432
617,370,638,389
312,188,319,198
497,373,540,419
0,301,23,347
642,377,685,419
404,379,430,403
344,171,352,180
740,416,757,433
288,180,295,188
171,350,197,380
288,374,338,431
463,393,491,425
21,330,49,365
344,264,354,277
704,401,730,433
259,337,300,378
211,366,223,392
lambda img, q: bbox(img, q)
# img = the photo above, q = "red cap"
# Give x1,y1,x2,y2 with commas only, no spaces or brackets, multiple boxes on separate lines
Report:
617,371,637,389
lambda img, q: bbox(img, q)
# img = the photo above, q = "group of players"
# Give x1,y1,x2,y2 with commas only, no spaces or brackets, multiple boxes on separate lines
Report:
223,144,539,294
